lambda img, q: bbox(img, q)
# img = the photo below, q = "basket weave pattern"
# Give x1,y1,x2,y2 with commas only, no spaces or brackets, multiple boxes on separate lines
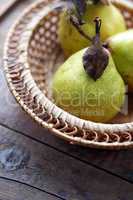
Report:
4,0,133,149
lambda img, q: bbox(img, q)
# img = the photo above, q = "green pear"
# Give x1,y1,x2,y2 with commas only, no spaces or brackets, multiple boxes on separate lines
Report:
52,48,125,123
108,29,133,92
58,3,126,56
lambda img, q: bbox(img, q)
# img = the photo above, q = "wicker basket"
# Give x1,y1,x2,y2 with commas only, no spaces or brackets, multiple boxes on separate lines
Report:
4,0,133,149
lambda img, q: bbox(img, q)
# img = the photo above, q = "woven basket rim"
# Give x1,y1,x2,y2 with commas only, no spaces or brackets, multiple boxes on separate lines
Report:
3,0,133,149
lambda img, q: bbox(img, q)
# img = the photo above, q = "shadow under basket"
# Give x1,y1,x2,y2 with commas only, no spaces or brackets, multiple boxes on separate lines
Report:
4,0,133,149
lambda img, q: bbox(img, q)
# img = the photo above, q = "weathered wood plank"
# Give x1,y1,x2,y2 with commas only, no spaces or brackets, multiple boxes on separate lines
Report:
0,125,133,200
0,177,60,200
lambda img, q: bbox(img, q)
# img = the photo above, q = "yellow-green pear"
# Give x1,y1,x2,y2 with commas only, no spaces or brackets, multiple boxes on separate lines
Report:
58,2,126,56
52,48,125,122
108,29,133,92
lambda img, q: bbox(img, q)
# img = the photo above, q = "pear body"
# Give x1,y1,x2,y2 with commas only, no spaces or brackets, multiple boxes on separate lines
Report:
58,3,126,56
109,29,133,92
52,48,125,123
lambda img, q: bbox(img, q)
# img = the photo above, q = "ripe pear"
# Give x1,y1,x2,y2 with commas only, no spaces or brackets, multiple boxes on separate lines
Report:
108,29,133,92
52,48,125,123
58,3,126,56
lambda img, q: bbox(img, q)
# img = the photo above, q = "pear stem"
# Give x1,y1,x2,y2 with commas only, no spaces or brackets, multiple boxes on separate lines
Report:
70,15,93,43
93,17,102,47
94,17,102,35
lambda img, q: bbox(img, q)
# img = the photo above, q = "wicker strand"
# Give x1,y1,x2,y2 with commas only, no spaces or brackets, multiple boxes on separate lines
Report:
112,0,133,12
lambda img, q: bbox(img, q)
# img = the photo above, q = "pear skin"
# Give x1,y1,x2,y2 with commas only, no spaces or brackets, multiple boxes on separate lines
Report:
58,3,126,56
52,48,125,123
108,29,133,92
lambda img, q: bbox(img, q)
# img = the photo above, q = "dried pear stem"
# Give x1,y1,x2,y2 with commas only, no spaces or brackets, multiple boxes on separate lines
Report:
70,15,93,42
94,17,102,35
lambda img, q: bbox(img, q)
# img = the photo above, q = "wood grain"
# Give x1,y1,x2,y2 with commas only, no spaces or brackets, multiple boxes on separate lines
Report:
0,177,60,200
0,125,133,200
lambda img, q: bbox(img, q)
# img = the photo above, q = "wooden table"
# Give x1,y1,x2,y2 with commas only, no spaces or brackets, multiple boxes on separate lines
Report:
0,1,133,199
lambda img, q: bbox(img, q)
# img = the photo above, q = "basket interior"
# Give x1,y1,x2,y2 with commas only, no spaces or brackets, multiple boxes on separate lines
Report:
28,5,133,125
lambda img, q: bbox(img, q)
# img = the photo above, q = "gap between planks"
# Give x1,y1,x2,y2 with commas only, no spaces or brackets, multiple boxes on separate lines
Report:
0,176,66,200
0,122,133,185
